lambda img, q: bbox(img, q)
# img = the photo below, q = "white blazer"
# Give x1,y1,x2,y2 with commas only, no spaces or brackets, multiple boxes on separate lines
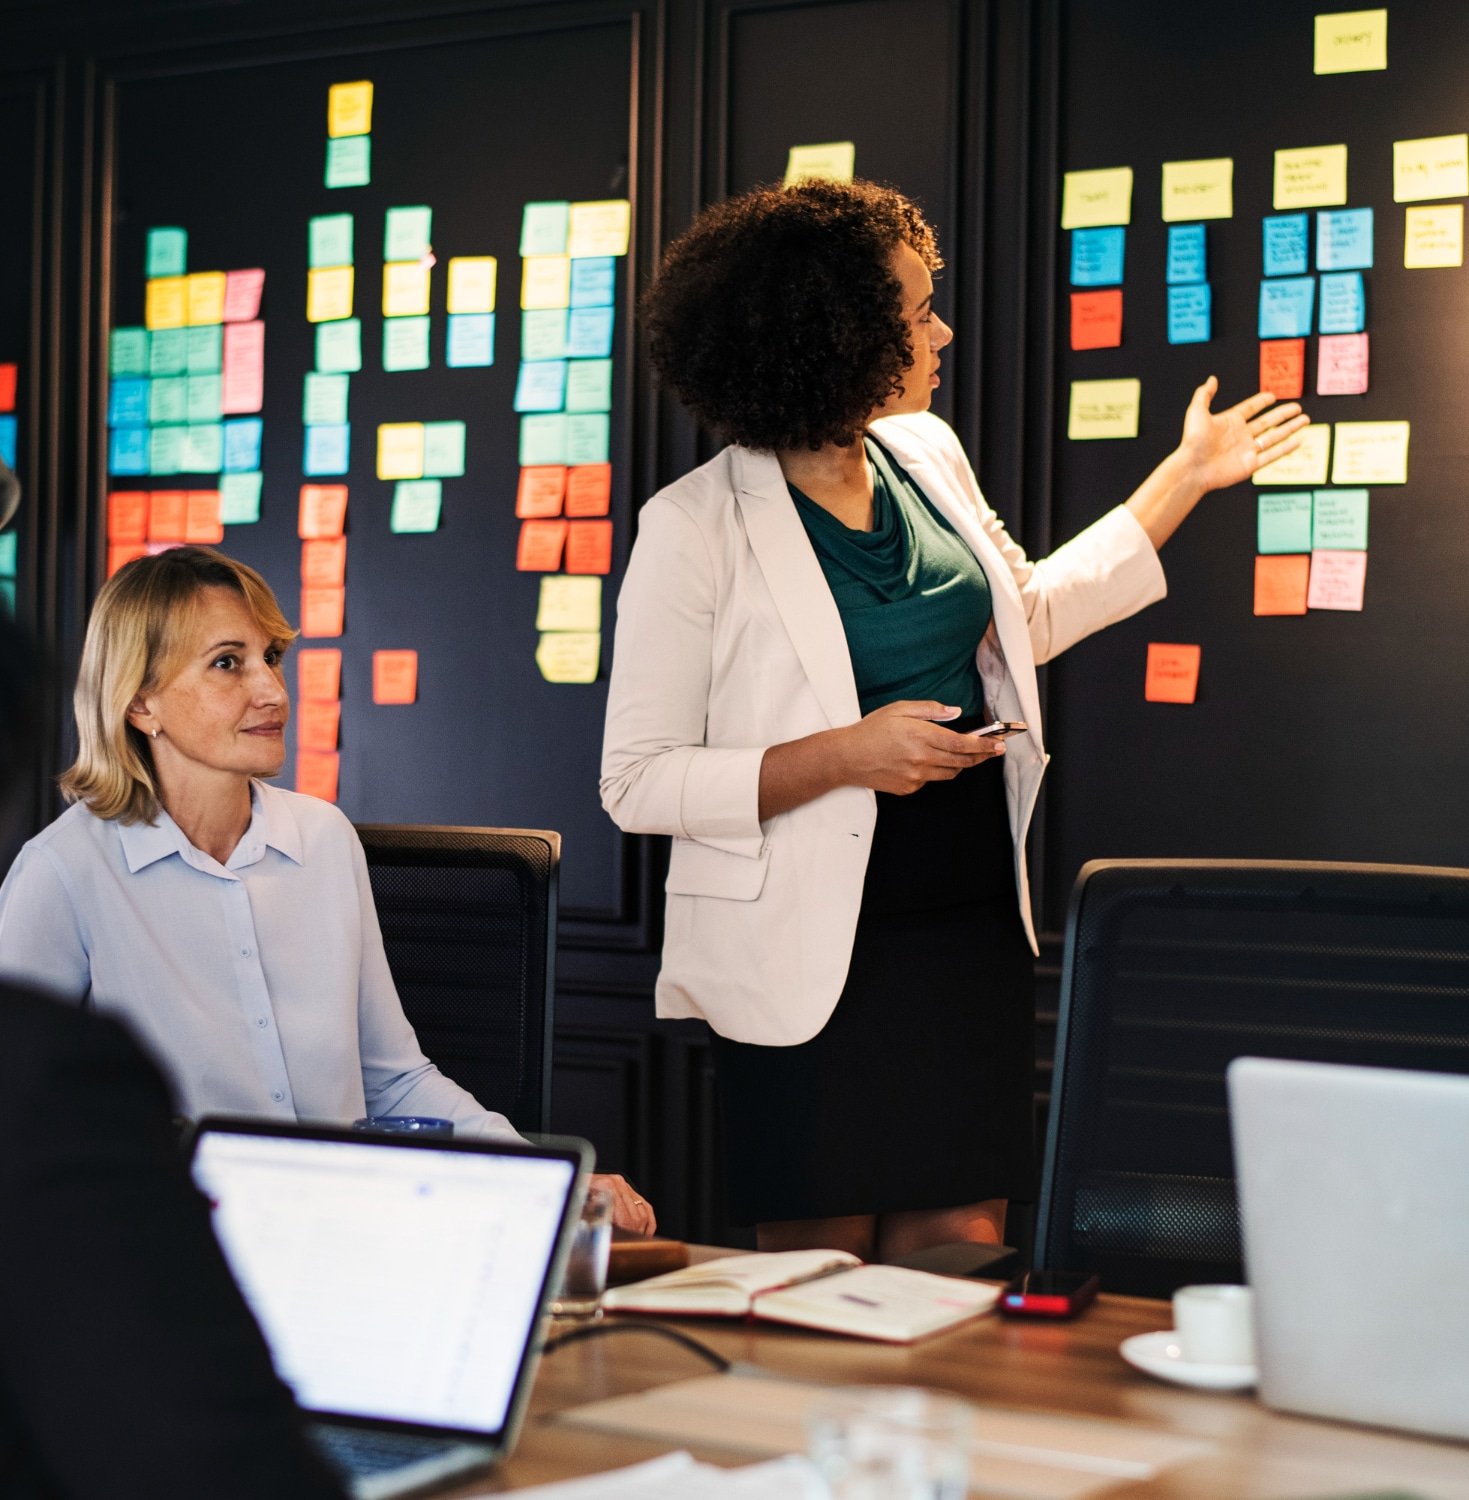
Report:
600,412,1166,1046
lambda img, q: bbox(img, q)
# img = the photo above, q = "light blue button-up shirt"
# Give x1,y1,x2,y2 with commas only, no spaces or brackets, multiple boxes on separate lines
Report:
0,781,518,1138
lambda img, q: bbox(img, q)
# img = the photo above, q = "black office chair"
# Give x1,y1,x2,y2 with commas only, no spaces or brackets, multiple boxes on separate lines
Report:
1035,859,1469,1298
354,825,559,1135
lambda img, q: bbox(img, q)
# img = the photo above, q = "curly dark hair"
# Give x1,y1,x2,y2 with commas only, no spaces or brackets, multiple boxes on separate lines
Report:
641,179,943,451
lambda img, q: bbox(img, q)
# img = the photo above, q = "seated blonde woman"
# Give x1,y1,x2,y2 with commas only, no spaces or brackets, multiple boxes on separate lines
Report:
0,546,653,1231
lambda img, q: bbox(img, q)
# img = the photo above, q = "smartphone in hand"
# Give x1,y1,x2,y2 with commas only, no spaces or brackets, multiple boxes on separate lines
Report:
970,720,1028,739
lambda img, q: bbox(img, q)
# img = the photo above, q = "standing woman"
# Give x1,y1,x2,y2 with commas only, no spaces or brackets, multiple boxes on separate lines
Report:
601,180,1305,1260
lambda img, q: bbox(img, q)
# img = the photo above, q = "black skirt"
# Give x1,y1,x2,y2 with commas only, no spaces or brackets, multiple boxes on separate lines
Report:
711,747,1037,1225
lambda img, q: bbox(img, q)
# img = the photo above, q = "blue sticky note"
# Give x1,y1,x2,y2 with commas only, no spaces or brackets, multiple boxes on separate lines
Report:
1070,226,1126,288
514,360,568,413
1263,215,1310,277
224,417,265,473
0,415,17,469
1165,224,1206,285
109,426,148,475
1317,208,1373,271
108,378,150,428
570,257,616,307
1319,272,1366,334
0,530,15,576
1258,277,1315,338
1167,284,1211,344
447,313,494,367
303,423,349,476
567,306,615,359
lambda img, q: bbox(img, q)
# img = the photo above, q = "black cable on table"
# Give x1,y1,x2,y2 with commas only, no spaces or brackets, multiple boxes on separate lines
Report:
541,1319,731,1372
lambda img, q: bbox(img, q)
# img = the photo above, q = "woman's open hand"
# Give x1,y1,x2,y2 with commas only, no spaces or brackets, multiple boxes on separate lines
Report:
836,700,1005,796
1177,375,1310,494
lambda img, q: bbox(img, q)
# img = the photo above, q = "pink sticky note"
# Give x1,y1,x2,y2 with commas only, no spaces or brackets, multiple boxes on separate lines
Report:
1307,550,1367,611
223,269,265,323
1316,333,1369,396
221,321,265,414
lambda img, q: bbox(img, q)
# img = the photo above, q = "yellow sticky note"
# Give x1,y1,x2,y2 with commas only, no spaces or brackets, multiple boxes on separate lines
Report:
1314,9,1388,74
521,256,572,310
566,201,631,259
328,81,373,138
1161,159,1233,222
307,266,354,324
376,422,425,481
1273,145,1349,210
536,576,602,633
145,276,187,330
1393,134,1469,204
1404,204,1463,268
447,256,496,314
1252,422,1332,486
1060,167,1133,229
185,271,227,326
535,631,600,684
1331,420,1409,484
383,260,431,318
784,142,856,186
1067,378,1141,440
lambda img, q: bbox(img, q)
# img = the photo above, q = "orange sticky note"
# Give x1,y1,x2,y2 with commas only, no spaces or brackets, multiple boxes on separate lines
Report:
107,490,149,543
296,698,341,752
147,490,187,542
300,586,345,638
108,543,149,578
299,484,348,539
296,749,340,802
0,364,16,412
1259,339,1305,401
516,520,568,571
516,466,567,518
301,536,348,588
565,519,613,575
1070,289,1123,351
297,647,342,702
565,463,612,517
372,649,418,704
1144,642,1201,703
185,490,224,543
1253,554,1309,616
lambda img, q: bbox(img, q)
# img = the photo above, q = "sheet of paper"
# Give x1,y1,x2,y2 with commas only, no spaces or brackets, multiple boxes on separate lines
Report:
1164,223,1204,284
382,316,430,371
567,413,611,465
1253,421,1331,484
1393,133,1469,203
566,463,613,517
185,424,223,474
301,536,348,588
520,414,569,466
298,483,348,539
568,307,615,359
296,698,341,753
325,135,371,189
447,256,496,314
222,418,261,472
384,205,432,262
303,423,349,477
223,268,265,322
536,630,600,684
309,213,355,269
517,466,567,518
783,142,856,186
307,266,355,323
566,358,613,412
1311,487,1369,548
1318,271,1365,332
108,378,149,427
303,372,350,427
150,376,187,425
1404,204,1463,268
188,325,223,374
516,518,568,570
0,531,15,576
383,261,431,318
147,227,188,279
377,422,425,480
186,272,227,327
1257,491,1314,553
219,471,262,524
295,749,340,802
186,374,222,423
1167,285,1211,344
328,80,373,138
567,200,631,258
1274,145,1348,209
520,201,570,258
570,257,616,307
1258,277,1315,338
145,277,187,331
1307,548,1368,610
522,257,572,310
372,649,418,704
1254,553,1310,615
297,648,342,701
1069,290,1123,350
111,328,149,376
108,428,149,476
1067,378,1140,440
422,421,466,478
1071,226,1126,287
1161,158,1233,222
300,586,345,638
316,318,362,373
390,478,443,532
107,490,149,543
149,328,187,376
536,574,602,632
447,313,494,367
515,359,569,412
1331,419,1408,483
565,519,613,574
1060,166,1133,229
147,425,185,476
147,490,187,541
1314,9,1388,73
1144,643,1201,704
523,309,570,361
1317,207,1373,269
1316,332,1369,395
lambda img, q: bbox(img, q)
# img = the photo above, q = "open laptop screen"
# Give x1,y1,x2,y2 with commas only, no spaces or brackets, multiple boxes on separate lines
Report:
191,1125,579,1436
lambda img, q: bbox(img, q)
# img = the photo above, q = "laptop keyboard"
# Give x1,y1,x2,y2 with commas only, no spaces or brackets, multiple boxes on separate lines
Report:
310,1423,458,1478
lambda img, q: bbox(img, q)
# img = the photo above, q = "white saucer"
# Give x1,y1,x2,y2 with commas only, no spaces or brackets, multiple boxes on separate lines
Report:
1119,1330,1257,1391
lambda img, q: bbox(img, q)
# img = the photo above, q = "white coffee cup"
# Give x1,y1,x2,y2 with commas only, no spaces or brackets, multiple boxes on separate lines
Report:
1171,1283,1256,1366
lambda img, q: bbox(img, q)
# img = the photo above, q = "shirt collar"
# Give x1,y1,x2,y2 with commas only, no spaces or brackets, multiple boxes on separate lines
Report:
117,780,304,876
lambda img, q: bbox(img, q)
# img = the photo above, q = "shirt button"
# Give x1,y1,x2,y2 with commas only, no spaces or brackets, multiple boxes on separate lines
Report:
271,1090,285,1102
241,946,252,957
255,1017,268,1028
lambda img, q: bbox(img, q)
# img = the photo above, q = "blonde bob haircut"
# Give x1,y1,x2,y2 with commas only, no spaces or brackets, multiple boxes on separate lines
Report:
60,545,297,825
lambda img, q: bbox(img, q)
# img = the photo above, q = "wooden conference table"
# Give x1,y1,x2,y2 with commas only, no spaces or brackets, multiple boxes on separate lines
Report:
445,1253,1469,1499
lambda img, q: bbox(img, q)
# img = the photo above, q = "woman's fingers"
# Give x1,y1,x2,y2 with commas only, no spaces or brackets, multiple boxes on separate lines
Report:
1249,400,1305,433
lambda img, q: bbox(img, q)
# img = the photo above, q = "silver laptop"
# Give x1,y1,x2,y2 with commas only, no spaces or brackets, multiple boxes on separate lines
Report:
1228,1056,1469,1442
190,1118,588,1498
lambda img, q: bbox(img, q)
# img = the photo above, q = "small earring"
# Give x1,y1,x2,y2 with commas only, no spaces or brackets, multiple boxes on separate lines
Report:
151,729,160,740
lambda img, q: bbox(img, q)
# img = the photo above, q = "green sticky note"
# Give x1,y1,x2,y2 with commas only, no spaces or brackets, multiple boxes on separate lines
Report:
1312,488,1369,550
303,372,350,426
110,327,149,376
309,213,355,269
184,422,224,473
146,227,188,279
316,318,362,373
186,374,222,423
148,328,188,376
566,412,610,465
422,421,466,477
0,578,14,616
384,205,432,262
0,530,17,576
382,316,430,372
390,478,443,532
565,358,613,413
149,375,188,425
519,413,569,466
186,325,223,374
325,135,371,189
520,201,570,256
1257,492,1313,554
522,309,568,361
219,470,263,524
149,424,187,475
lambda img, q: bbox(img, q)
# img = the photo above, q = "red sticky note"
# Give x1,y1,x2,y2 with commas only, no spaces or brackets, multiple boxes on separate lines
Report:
301,536,348,588
372,649,418,705
295,750,340,802
300,586,345,638
565,463,613,517
221,321,265,414
297,647,342,702
1306,549,1367,611
1070,290,1123,351
1144,642,1201,704
516,519,568,571
296,698,341,752
223,269,265,323
185,490,224,544
1259,339,1305,401
107,490,149,543
516,466,567,518
107,543,149,578
147,490,188,542
1253,554,1309,616
0,364,16,413
299,484,348,539
1316,333,1369,397
565,519,613,575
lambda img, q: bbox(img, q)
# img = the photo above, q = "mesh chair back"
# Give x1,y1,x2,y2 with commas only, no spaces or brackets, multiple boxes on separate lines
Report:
1036,859,1469,1298
355,825,558,1135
